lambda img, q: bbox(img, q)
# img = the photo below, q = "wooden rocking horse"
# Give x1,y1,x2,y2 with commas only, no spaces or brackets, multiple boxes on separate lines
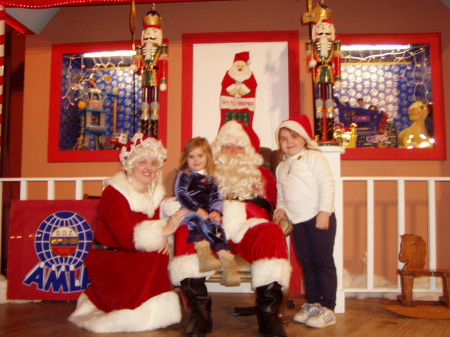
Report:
382,234,450,319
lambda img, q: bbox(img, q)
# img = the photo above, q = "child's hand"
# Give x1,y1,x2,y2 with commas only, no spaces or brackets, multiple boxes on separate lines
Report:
273,208,287,222
316,211,330,230
164,209,188,236
158,239,171,255
209,211,221,222
197,208,208,220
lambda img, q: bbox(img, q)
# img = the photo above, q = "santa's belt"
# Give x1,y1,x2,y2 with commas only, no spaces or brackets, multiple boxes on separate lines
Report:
91,242,118,251
143,64,159,70
242,196,273,215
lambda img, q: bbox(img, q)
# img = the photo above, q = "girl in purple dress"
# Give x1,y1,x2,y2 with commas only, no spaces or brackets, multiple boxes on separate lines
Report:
176,137,240,286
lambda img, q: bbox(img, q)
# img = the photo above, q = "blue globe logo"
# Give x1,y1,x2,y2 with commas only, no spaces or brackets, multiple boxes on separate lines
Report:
35,211,93,269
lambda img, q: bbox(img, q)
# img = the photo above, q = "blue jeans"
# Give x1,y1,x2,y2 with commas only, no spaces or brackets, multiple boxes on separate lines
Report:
292,213,337,310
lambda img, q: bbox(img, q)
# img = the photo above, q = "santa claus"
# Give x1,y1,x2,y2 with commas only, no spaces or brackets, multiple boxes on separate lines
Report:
167,121,291,337
220,52,258,127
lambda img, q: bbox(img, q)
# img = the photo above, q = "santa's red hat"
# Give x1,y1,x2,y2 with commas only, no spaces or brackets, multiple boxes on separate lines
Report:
234,51,250,64
275,115,319,149
215,120,260,152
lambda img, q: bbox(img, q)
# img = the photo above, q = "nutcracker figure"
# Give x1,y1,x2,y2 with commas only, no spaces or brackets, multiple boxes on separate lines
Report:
132,3,168,138
302,0,342,144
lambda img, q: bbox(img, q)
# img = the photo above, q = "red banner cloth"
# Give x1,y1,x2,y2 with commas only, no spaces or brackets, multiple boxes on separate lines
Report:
7,200,99,301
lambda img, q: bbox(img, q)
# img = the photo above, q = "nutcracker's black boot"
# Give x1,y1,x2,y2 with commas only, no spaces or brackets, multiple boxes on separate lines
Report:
255,282,288,337
180,277,213,337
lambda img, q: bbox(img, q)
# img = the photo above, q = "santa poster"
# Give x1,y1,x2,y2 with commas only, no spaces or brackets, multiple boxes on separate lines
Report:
220,51,258,127
187,31,299,150
7,200,99,301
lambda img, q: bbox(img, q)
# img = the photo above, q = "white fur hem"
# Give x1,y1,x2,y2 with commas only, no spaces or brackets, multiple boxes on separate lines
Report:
134,219,166,252
68,291,181,333
222,200,266,243
251,258,292,289
168,254,215,286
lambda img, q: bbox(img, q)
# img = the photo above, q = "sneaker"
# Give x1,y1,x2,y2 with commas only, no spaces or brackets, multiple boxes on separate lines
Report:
293,303,321,324
305,307,336,328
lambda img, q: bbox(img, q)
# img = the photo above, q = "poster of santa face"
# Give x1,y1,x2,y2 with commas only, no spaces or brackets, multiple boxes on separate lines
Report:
182,31,300,150
7,200,99,301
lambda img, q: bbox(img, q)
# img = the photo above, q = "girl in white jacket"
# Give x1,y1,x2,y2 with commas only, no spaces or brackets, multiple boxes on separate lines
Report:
274,115,337,329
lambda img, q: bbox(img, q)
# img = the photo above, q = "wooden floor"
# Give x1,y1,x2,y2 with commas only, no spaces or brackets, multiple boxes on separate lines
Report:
0,294,449,337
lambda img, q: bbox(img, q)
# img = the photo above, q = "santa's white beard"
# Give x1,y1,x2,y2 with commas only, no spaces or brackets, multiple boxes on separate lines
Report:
214,153,264,201
228,65,252,83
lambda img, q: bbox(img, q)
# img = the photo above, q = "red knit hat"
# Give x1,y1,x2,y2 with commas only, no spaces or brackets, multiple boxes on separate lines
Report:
275,114,318,149
215,120,260,152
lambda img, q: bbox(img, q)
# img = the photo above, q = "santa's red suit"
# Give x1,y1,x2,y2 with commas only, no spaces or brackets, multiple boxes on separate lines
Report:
169,167,290,288
69,171,181,333
220,51,257,127
166,121,291,337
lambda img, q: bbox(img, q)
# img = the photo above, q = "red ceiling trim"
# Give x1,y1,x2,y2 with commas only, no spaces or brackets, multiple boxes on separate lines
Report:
0,0,215,8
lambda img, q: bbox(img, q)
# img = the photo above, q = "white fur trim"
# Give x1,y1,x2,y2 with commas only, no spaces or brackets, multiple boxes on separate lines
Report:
168,254,214,286
107,172,166,217
68,291,181,333
160,197,181,219
222,200,266,243
214,120,250,147
133,219,167,252
251,258,292,289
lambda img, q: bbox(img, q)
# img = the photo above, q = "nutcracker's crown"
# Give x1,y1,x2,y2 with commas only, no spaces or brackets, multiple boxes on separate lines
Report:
143,8,162,27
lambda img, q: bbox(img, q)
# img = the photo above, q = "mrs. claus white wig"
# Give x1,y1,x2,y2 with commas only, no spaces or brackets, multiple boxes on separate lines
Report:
120,133,167,174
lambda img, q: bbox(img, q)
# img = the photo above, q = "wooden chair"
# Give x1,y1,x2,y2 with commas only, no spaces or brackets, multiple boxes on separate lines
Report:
397,234,450,308
206,251,293,325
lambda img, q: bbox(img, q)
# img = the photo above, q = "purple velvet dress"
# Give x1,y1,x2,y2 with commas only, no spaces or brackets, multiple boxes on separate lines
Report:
175,170,230,252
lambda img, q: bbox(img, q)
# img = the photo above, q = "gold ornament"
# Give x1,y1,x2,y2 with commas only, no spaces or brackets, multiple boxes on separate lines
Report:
302,0,332,25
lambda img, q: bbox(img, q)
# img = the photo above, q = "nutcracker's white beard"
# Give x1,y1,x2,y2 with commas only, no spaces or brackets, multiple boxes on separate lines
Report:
318,37,331,58
143,42,159,61
214,152,264,201
228,64,252,83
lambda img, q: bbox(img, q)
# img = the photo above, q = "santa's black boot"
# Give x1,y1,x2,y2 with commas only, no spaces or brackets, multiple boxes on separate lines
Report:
255,282,288,337
180,277,213,337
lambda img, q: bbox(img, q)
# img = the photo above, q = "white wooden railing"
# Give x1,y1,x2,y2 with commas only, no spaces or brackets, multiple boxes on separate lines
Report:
1,176,449,304
340,176,450,296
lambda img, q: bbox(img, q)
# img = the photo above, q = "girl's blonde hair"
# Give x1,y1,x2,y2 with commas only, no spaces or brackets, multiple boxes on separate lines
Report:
178,137,215,175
